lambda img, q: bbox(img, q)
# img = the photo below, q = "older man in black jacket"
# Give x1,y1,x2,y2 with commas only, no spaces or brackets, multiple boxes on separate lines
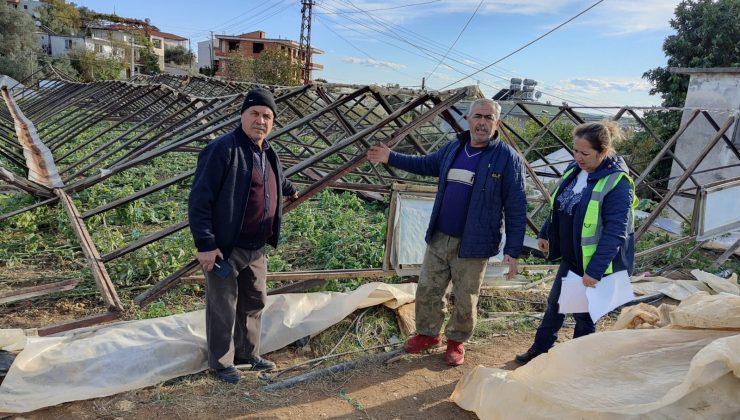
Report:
188,88,297,384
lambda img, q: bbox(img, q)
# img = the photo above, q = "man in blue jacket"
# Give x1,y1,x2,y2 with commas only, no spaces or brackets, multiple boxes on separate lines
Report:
367,98,527,366
189,88,298,384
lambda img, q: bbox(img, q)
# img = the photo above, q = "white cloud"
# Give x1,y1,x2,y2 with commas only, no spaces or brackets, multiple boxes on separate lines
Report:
582,0,679,35
320,0,679,38
342,56,407,70
552,77,652,95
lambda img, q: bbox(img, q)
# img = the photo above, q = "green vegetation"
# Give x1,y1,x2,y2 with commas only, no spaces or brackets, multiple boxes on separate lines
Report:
222,48,302,86
164,46,194,66
0,3,38,82
39,0,81,35
639,0,740,188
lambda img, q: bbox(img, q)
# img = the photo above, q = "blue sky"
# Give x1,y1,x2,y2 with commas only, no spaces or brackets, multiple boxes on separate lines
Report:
73,0,683,108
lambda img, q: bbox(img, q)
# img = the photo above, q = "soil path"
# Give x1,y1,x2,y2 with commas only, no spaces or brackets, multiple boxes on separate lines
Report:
22,332,539,419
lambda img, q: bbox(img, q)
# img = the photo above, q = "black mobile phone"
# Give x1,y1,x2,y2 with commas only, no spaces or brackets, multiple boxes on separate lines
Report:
212,257,233,279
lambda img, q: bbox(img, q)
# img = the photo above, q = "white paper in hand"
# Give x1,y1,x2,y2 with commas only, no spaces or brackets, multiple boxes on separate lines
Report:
586,270,635,321
558,270,589,314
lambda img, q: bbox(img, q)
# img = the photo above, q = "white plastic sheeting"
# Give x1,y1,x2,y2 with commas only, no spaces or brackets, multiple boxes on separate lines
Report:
451,293,740,419
0,282,416,413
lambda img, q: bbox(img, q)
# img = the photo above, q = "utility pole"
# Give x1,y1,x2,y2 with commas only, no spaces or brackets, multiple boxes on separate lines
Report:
210,31,215,75
188,38,193,72
130,36,135,78
298,0,314,85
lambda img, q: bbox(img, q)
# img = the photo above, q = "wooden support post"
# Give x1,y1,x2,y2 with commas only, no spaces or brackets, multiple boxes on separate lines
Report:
55,189,122,311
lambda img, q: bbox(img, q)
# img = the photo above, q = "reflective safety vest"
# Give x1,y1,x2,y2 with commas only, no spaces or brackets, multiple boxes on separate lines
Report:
550,167,638,276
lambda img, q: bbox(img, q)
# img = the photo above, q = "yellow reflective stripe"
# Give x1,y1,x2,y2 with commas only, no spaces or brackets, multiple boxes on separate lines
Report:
581,172,635,276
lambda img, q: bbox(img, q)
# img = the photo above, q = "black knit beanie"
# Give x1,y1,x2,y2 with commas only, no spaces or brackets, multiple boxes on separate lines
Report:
240,88,277,116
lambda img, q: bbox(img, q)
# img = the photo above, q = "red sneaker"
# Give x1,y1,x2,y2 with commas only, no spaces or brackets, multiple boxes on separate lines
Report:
403,334,442,353
445,340,465,366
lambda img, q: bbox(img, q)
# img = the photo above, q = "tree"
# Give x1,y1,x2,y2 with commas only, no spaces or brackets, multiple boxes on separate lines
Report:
199,66,216,77
69,48,124,82
0,3,38,82
222,51,254,81
39,0,81,35
640,0,739,188
644,0,739,109
253,48,301,86
132,32,160,75
164,46,194,66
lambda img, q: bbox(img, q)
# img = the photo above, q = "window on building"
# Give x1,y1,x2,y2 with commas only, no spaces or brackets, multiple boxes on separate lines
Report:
253,42,264,54
228,41,239,52
65,39,73,49
23,4,28,9
153,39,162,49
95,44,103,53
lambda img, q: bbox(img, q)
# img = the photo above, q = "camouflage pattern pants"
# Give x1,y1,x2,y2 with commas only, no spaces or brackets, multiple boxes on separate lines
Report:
415,231,488,342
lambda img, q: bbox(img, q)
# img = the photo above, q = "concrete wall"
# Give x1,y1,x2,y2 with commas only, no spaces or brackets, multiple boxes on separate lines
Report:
668,69,740,218
49,35,85,56
197,40,213,70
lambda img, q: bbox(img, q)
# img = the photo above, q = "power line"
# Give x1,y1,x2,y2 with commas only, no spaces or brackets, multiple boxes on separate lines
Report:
319,0,606,108
426,0,484,82
314,14,421,81
440,0,607,89
217,0,293,35
316,0,443,14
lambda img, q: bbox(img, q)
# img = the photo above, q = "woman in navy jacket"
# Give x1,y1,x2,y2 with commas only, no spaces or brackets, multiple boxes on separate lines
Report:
515,121,636,365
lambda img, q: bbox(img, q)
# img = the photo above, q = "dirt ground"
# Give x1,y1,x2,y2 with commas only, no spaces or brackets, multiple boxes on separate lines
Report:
12,331,544,420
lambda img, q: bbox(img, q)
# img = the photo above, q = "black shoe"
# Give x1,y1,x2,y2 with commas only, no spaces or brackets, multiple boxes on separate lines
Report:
235,355,276,371
514,350,544,365
214,366,240,384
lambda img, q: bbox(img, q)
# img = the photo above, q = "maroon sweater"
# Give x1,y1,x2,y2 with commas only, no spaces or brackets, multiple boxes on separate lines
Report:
237,140,278,249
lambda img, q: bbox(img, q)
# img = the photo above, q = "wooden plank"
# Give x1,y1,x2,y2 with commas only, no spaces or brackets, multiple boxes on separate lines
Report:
37,311,121,337
134,259,200,307
101,221,189,263
267,279,328,295
54,189,122,311
180,268,398,285
0,279,80,305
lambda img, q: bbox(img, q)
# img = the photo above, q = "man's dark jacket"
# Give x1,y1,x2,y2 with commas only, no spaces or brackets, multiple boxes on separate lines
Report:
388,131,527,258
188,125,296,258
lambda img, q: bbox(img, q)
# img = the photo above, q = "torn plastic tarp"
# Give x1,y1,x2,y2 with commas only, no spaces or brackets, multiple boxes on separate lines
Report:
0,282,416,413
451,293,740,419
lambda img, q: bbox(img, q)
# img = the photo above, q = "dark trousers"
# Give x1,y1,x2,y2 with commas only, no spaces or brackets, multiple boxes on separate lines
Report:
205,247,267,369
531,262,596,353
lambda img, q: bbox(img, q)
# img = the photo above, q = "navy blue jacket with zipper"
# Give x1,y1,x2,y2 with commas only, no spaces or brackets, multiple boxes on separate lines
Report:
539,155,635,280
388,130,527,258
188,125,296,258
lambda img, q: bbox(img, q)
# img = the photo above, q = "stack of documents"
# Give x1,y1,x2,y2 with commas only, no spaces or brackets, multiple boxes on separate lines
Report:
558,270,635,321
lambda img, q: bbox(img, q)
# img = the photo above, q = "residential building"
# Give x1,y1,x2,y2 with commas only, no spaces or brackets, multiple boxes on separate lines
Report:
197,30,323,80
6,0,44,22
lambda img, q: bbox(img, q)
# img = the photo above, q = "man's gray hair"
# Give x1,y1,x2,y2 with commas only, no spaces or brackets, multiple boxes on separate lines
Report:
468,98,501,120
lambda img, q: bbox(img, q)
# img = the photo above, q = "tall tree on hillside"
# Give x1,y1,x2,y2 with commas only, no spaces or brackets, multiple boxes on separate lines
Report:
0,3,39,81
40,0,81,35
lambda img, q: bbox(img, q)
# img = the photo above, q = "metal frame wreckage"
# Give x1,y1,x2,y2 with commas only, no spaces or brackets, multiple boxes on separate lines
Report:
1,67,738,335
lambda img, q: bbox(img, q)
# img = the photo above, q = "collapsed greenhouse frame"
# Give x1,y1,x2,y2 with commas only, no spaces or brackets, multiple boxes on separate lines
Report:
1,67,739,335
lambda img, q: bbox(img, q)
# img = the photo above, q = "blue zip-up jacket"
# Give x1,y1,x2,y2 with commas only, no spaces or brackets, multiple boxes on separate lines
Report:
539,155,635,280
388,131,527,258
188,125,296,258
